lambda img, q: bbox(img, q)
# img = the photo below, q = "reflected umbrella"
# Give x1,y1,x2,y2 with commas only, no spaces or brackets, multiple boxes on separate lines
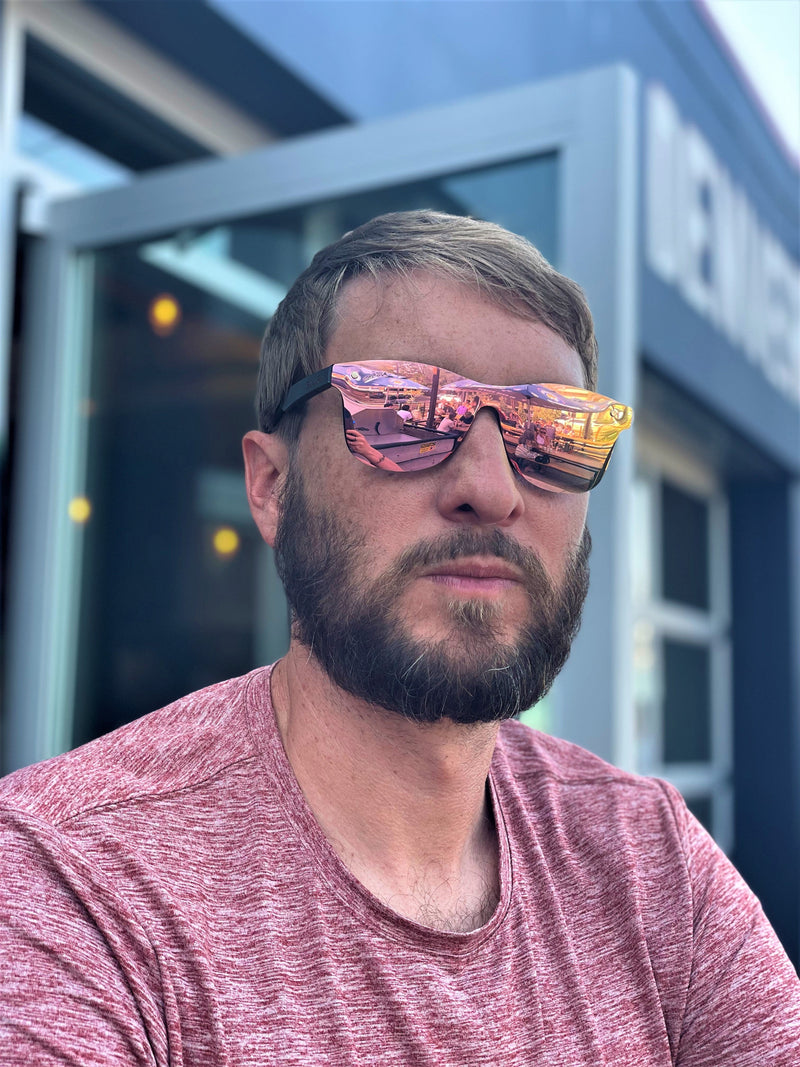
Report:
446,380,610,412
335,364,430,391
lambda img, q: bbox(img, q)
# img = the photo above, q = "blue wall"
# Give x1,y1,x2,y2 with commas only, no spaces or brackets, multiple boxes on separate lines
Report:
211,0,797,248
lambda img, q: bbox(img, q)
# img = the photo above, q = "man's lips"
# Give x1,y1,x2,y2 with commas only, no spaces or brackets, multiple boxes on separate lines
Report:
419,558,525,593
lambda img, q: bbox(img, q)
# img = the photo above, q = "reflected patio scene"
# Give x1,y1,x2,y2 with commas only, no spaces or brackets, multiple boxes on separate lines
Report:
283,361,634,492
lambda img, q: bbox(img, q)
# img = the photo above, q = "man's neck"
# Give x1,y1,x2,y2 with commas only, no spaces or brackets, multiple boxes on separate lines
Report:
270,648,502,932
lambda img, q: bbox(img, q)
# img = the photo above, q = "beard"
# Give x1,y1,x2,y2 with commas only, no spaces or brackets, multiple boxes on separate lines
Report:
273,461,591,725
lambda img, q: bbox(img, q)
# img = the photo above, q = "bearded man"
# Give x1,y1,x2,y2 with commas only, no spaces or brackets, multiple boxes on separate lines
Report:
1,211,798,1065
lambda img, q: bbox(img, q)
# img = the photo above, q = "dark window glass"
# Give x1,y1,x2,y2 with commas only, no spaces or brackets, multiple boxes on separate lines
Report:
663,639,711,763
661,482,709,609
685,794,713,831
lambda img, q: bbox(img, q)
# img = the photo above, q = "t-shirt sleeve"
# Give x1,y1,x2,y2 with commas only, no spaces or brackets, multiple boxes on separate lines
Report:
0,809,166,1066
665,787,800,1066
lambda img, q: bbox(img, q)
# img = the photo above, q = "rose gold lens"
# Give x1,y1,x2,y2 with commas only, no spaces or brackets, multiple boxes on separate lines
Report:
507,437,609,493
332,363,629,490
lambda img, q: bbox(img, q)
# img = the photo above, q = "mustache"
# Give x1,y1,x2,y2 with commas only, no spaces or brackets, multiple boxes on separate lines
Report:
386,527,554,592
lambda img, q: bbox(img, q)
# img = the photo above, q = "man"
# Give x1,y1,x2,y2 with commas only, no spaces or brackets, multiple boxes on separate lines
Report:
437,405,458,433
1,211,798,1065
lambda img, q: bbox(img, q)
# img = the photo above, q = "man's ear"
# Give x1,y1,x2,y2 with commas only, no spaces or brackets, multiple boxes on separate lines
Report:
242,430,289,547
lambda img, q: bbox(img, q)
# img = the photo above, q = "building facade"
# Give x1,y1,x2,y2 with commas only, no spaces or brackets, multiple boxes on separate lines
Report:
1,0,798,962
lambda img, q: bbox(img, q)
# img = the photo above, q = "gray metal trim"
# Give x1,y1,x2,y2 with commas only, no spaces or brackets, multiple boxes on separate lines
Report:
0,0,24,462
3,240,93,771
548,66,640,765
43,68,614,248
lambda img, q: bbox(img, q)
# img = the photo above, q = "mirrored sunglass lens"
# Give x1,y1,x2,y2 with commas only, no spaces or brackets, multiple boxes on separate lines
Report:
331,362,630,492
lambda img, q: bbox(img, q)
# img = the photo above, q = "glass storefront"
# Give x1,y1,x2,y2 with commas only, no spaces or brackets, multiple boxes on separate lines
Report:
73,153,559,745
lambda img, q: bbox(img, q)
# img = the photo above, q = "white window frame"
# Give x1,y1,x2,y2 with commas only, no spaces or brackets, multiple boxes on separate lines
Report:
634,423,733,851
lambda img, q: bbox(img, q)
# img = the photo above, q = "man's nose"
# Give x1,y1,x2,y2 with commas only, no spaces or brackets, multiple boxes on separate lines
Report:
433,409,525,526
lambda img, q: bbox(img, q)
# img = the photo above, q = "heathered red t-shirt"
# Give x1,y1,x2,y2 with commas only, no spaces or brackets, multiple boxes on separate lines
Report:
1,666,798,1066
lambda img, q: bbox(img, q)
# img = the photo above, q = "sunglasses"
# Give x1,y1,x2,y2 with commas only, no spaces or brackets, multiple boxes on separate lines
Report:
279,360,633,493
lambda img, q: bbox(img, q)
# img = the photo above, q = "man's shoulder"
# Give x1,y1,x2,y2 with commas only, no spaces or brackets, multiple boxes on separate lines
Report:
494,720,690,871
0,668,269,830
496,718,675,802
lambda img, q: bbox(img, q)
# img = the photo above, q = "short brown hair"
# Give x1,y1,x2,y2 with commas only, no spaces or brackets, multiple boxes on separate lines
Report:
257,210,598,437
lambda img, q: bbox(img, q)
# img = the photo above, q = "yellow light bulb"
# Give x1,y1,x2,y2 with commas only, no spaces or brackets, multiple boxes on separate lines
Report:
148,294,181,336
68,496,92,524
213,526,240,557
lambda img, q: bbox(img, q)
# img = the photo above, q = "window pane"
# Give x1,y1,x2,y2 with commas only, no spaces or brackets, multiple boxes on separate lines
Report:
663,639,711,763
661,482,709,609
18,113,131,191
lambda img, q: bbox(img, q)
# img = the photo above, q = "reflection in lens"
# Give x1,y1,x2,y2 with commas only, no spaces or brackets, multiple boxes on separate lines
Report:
332,361,631,492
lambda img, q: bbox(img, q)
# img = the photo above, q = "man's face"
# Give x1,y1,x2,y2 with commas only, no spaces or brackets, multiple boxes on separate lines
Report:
273,272,591,724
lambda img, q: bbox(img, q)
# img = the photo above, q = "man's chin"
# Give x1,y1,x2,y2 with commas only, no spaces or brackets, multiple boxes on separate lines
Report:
402,593,529,644
407,640,522,681
309,623,550,726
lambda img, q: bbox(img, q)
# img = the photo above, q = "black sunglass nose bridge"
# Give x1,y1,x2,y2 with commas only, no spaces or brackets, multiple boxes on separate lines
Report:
423,404,516,477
